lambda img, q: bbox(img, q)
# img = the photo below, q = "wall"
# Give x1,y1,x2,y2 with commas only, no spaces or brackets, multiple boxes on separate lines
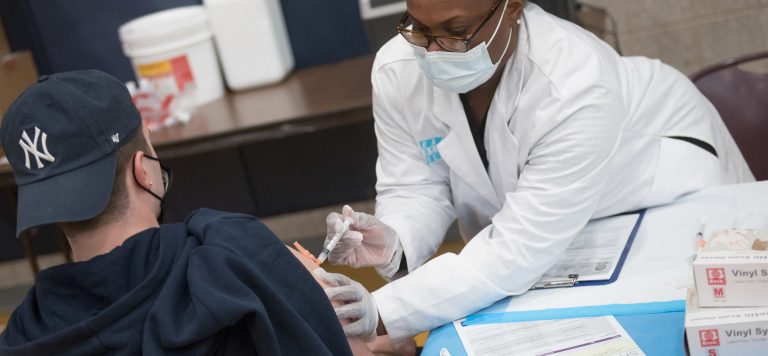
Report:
2,0,370,82
580,0,768,75
281,0,371,68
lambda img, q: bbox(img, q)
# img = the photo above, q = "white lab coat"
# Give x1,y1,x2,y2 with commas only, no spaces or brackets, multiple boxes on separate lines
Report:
370,3,754,341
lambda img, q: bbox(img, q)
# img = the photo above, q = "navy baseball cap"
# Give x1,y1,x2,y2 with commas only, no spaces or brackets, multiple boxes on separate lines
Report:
0,70,142,237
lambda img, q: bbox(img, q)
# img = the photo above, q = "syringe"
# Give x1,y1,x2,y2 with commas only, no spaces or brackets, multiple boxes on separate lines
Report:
316,217,353,264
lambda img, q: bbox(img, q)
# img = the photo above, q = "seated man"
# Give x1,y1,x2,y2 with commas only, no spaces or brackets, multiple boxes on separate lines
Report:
0,70,406,355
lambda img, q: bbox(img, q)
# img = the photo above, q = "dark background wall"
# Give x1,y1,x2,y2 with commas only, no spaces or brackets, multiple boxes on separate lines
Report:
0,0,372,81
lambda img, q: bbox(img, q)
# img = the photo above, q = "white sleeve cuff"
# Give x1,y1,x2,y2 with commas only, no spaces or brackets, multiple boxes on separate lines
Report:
374,237,403,281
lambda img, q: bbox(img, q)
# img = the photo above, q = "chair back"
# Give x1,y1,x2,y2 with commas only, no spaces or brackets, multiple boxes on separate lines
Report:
691,52,768,181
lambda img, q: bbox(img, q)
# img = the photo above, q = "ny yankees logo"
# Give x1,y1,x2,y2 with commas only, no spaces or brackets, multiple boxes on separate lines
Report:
19,127,56,169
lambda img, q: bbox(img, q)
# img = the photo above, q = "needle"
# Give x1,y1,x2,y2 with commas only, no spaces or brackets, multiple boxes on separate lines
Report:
316,217,353,264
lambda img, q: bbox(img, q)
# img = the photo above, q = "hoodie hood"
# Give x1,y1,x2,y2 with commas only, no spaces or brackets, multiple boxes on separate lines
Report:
0,209,351,356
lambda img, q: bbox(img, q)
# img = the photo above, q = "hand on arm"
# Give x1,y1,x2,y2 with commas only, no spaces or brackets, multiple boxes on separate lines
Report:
287,247,379,355
312,269,379,342
312,268,416,355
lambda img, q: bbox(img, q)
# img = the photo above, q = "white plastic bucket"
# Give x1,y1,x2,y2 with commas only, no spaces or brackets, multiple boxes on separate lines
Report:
118,6,224,106
204,0,294,91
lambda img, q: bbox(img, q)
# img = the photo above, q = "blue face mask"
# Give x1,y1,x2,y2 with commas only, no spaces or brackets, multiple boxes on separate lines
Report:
412,0,514,94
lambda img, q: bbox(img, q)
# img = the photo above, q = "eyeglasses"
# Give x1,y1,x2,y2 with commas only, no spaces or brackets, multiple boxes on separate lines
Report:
397,0,505,52
144,154,173,193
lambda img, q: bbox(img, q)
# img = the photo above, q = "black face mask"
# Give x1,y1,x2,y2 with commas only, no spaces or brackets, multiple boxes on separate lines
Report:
133,153,173,223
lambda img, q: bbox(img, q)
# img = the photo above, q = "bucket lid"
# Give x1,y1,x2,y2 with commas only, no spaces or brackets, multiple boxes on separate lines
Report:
119,6,212,58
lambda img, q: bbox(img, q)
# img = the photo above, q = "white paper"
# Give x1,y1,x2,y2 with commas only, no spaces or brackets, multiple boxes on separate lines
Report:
455,316,645,356
478,183,768,316
538,214,639,285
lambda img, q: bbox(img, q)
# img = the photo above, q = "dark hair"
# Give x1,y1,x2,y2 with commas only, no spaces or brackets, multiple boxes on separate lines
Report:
59,129,150,236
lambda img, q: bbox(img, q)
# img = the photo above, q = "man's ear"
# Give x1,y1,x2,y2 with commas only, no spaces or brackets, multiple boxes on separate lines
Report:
132,151,152,190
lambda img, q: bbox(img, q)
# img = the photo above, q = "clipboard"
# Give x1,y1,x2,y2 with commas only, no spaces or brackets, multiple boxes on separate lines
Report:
532,210,646,289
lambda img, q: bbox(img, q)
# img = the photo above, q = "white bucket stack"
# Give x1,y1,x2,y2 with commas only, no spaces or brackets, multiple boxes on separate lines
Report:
119,6,225,106
119,1,295,109
205,0,294,90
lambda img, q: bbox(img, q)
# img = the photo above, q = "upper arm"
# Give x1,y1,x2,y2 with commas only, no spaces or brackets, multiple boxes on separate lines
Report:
518,83,623,197
285,247,374,356
372,65,449,194
371,66,457,270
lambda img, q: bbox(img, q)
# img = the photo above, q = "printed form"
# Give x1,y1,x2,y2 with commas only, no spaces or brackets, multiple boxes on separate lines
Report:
538,214,640,284
455,316,644,356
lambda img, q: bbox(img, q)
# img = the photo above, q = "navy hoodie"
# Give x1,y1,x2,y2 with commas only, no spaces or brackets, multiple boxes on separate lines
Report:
0,209,352,355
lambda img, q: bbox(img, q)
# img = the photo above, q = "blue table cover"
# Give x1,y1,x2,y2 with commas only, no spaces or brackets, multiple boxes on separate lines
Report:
423,303,686,356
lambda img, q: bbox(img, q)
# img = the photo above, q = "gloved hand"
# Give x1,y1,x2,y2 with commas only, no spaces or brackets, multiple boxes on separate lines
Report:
324,205,400,269
313,269,378,342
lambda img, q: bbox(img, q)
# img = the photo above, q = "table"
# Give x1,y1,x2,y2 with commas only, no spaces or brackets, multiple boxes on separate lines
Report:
153,55,377,219
0,55,374,181
150,55,374,160
423,181,768,355
0,55,377,263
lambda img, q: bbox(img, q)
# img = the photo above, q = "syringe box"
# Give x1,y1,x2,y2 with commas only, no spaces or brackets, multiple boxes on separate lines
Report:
693,229,768,307
685,288,768,356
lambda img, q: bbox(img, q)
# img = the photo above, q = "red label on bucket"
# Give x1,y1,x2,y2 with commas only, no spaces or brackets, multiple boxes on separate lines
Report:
137,55,195,93
170,56,194,91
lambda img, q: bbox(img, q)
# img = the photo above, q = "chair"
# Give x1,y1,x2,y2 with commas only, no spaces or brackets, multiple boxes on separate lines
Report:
7,183,73,277
690,51,768,181
1,51,71,277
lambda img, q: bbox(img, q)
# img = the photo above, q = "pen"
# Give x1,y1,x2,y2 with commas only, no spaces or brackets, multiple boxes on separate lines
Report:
689,217,707,263
695,224,706,252
695,215,707,252
316,217,353,264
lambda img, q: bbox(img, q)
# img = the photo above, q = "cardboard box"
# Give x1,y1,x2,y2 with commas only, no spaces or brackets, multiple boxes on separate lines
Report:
693,229,768,307
686,288,768,356
0,51,39,117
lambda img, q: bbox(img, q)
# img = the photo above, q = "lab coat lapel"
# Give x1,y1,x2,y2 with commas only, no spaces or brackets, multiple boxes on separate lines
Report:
487,114,520,202
487,20,529,202
432,89,501,208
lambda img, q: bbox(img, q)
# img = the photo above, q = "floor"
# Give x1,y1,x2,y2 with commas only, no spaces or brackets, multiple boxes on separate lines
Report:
0,285,27,313
0,285,29,333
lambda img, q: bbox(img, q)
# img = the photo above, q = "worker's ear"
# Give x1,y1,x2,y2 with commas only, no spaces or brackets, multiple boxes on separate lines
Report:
507,0,525,20
132,151,152,190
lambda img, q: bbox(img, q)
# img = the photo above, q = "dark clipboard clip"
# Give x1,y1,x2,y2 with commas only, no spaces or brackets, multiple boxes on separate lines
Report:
531,274,579,290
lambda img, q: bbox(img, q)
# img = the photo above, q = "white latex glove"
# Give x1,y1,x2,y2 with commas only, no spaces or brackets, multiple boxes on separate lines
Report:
324,205,401,269
313,269,378,342
709,229,752,250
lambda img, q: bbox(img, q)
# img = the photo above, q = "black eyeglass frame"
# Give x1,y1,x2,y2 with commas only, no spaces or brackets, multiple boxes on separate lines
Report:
143,154,173,193
396,0,506,52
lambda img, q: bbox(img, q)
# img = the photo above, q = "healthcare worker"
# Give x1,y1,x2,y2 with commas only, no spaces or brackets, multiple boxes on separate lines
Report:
318,0,755,343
